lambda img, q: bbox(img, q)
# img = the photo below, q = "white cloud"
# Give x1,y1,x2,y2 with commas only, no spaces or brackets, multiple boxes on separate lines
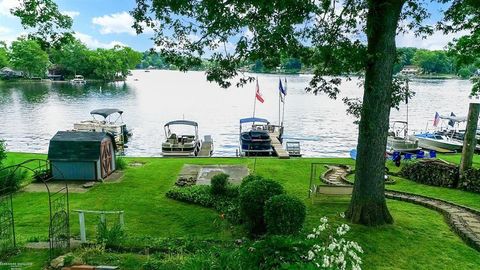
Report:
396,30,470,50
92,11,153,36
0,0,20,16
0,26,28,46
75,32,126,49
62,10,80,18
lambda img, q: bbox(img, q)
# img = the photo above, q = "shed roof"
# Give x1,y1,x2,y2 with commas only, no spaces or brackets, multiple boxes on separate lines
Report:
48,131,115,161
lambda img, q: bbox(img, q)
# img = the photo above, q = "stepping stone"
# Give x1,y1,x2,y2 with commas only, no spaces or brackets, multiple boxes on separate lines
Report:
83,182,96,188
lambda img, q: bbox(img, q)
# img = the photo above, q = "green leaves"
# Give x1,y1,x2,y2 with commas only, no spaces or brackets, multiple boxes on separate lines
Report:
9,39,49,78
12,0,74,49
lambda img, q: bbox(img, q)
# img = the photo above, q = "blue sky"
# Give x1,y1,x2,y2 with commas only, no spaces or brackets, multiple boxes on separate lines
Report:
0,0,468,51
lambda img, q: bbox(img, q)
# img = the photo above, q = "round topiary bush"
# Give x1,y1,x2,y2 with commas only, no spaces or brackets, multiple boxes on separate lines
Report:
240,174,265,188
239,179,285,234
264,194,306,235
210,173,229,195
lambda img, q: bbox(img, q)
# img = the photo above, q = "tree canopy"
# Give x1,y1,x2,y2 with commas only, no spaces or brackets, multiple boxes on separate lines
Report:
9,39,49,78
12,0,74,49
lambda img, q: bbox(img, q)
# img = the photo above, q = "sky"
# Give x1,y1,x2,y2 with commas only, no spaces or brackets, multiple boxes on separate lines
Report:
0,0,469,52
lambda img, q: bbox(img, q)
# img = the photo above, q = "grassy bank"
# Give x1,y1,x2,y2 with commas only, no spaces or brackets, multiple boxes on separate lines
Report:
3,152,480,269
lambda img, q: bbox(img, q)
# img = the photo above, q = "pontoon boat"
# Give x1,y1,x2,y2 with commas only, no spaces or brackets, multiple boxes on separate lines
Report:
73,108,132,146
162,120,203,156
239,117,284,156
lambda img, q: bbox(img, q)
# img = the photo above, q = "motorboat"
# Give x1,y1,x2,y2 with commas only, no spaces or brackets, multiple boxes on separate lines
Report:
73,108,132,146
386,121,420,153
239,117,284,156
410,133,463,152
70,75,86,84
162,120,204,156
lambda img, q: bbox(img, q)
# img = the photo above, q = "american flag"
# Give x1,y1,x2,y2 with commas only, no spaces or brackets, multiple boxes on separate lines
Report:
256,79,264,103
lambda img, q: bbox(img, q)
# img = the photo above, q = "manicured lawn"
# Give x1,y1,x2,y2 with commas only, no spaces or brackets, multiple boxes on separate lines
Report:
3,152,480,269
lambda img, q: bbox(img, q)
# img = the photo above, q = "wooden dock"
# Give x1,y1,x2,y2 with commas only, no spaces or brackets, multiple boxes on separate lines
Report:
198,136,214,157
269,132,290,159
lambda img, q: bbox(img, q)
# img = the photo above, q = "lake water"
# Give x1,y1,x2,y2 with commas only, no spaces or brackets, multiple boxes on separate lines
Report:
0,70,474,157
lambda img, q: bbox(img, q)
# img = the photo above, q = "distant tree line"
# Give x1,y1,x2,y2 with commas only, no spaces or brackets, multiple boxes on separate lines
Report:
394,47,479,78
0,37,142,81
137,47,479,78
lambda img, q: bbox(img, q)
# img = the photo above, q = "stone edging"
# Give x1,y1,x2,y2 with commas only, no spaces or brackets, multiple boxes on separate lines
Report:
320,166,480,252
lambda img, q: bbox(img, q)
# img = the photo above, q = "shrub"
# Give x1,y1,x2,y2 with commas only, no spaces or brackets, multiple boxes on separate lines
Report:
96,221,125,248
0,140,5,167
239,179,285,234
400,160,459,188
210,173,229,195
238,235,309,270
0,168,28,194
264,195,306,235
459,168,480,193
240,174,265,188
115,157,127,170
166,185,241,223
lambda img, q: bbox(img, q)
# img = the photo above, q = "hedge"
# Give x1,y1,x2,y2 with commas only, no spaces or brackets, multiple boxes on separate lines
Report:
400,160,459,188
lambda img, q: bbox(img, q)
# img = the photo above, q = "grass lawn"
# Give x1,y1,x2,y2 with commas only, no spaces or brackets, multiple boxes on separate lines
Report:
3,152,480,269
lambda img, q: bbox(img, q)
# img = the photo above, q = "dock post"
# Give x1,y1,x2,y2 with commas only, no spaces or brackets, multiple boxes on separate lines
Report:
79,211,86,243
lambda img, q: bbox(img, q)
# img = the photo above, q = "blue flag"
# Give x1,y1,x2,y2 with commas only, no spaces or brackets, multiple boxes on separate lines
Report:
279,78,286,96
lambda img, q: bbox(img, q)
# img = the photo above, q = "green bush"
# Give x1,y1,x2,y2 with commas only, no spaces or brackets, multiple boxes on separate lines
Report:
239,179,285,235
166,185,241,223
0,168,28,194
210,173,229,195
400,160,459,188
264,195,306,235
0,140,5,167
115,157,127,170
240,174,265,188
96,221,125,248
238,236,309,269
459,168,480,193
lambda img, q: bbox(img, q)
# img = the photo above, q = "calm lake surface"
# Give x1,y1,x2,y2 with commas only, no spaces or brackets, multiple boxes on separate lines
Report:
0,70,474,157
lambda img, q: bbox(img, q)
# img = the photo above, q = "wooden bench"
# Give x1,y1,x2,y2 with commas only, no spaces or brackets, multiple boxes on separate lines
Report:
310,184,353,204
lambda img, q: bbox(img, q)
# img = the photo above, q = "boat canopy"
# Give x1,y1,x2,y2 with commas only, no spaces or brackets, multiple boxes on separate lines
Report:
90,108,124,118
439,115,467,122
164,120,198,127
240,117,269,124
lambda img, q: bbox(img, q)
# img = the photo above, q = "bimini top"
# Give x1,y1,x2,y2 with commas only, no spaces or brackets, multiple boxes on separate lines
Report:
164,120,198,127
240,117,269,124
90,108,123,118
439,115,467,122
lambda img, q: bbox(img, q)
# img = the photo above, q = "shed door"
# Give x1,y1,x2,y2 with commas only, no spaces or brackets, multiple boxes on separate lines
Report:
100,140,113,178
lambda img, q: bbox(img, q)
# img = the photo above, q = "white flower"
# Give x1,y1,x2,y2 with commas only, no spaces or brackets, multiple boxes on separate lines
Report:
353,263,362,270
320,216,328,223
328,242,336,252
322,254,331,268
307,234,316,239
307,250,315,261
340,212,346,218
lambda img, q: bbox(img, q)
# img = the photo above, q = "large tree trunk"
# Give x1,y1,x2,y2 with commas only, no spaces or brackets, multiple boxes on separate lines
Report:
346,0,405,226
460,103,480,176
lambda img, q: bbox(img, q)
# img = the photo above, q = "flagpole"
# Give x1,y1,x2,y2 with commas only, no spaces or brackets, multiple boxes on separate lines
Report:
278,78,281,126
253,77,258,119
282,78,287,126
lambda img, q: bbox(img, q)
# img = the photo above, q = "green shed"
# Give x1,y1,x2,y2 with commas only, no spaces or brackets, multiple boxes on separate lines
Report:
48,131,117,181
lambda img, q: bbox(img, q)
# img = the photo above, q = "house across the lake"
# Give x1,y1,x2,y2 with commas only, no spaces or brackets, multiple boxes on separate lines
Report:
400,65,420,75
48,131,117,181
0,67,23,79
